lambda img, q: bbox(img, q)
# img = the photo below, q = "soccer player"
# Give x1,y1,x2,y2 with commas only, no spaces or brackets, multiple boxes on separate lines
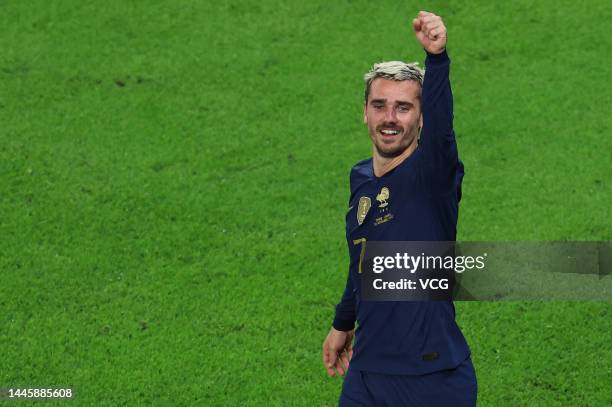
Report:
322,11,477,406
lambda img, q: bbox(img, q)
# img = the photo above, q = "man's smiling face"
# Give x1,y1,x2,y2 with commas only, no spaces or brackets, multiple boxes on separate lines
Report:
364,78,423,159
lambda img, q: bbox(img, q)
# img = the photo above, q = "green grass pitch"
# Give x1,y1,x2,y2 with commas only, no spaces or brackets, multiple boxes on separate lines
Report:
1,0,610,405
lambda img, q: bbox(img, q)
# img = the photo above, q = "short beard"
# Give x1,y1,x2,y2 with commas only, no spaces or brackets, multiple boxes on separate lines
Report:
375,144,407,159
374,134,417,159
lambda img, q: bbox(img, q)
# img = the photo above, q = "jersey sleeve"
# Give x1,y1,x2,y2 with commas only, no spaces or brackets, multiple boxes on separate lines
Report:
332,169,359,332
418,50,460,192
332,270,356,331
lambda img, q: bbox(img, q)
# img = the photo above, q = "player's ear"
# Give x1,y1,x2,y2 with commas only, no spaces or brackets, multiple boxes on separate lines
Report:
363,104,368,124
418,113,423,131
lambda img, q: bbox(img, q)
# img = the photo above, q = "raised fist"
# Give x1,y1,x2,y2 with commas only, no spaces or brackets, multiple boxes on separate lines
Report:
412,11,447,54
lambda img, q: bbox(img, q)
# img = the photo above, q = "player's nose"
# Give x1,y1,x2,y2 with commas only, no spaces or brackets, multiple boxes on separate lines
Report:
384,106,398,123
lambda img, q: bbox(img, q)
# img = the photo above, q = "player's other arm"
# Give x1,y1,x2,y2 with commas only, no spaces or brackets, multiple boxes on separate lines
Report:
333,275,356,332
413,12,459,187
322,272,355,376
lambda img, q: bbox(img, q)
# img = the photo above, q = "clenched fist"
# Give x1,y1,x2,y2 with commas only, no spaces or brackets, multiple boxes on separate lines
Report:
412,11,447,54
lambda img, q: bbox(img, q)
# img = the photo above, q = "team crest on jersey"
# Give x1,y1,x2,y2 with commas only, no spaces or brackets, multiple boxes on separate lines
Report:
357,196,371,225
376,187,390,208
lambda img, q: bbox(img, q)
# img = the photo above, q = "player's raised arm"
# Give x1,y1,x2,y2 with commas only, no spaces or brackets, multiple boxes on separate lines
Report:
413,10,453,140
412,11,458,187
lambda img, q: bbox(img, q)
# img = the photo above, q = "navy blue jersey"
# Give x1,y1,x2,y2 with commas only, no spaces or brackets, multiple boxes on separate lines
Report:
332,51,470,375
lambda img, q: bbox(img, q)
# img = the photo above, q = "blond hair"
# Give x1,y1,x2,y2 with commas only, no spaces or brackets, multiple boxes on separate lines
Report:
364,61,424,103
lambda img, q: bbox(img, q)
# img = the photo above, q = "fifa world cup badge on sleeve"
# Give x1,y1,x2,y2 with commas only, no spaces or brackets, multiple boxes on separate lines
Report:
357,196,371,225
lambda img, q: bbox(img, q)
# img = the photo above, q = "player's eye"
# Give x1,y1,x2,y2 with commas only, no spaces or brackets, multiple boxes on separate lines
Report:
372,103,384,110
397,105,411,112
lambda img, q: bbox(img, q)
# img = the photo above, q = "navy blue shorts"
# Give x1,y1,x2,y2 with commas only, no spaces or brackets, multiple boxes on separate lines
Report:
339,357,477,407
